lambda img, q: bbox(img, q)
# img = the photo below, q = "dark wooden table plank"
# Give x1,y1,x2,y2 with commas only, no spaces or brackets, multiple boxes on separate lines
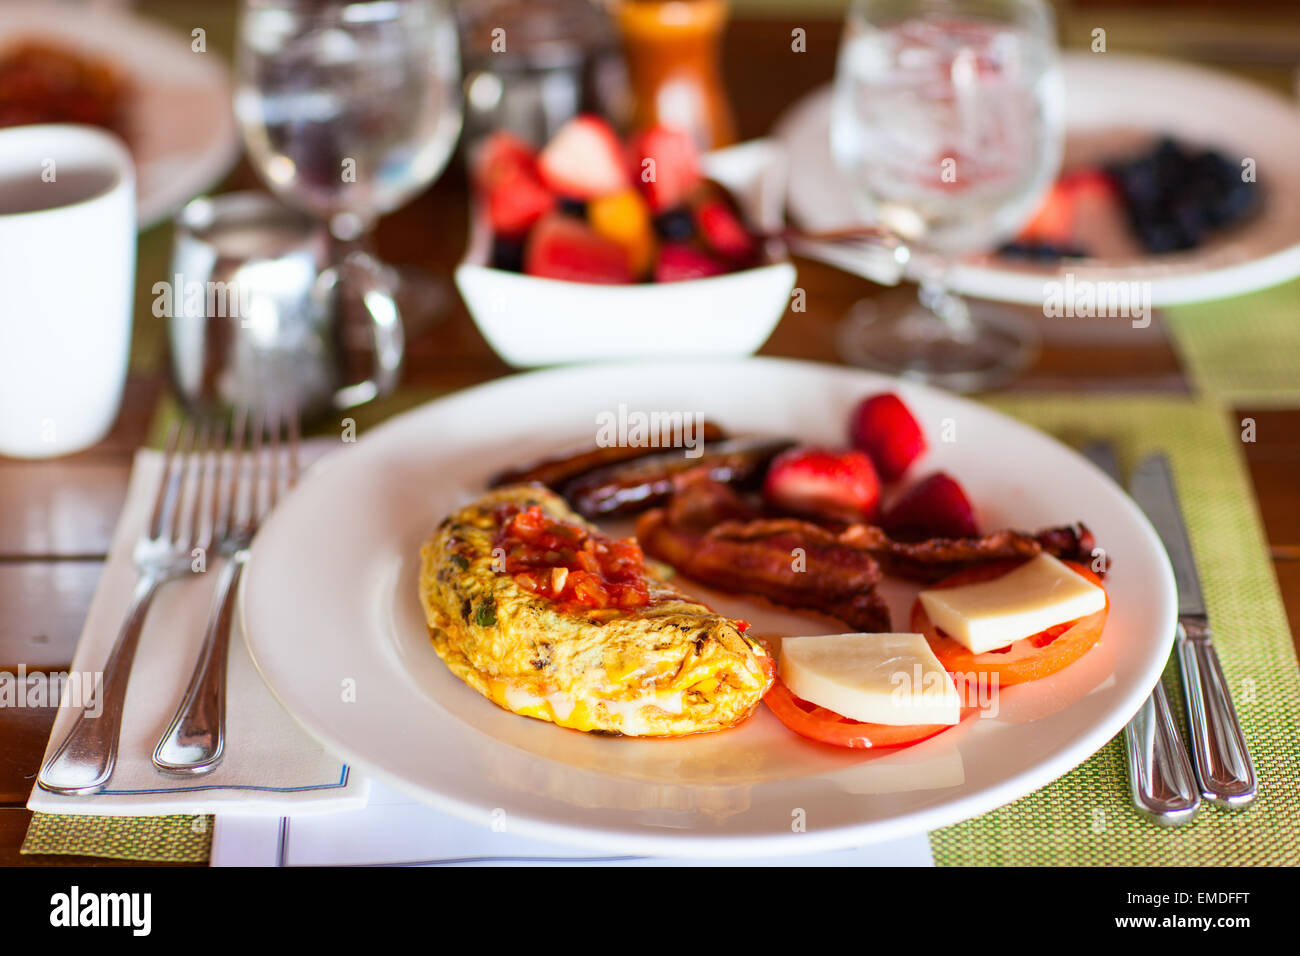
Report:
0,561,103,672
1237,408,1300,558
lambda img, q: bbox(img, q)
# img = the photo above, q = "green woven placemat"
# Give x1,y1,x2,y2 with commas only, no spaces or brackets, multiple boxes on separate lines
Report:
1163,278,1300,406
22,813,212,863
26,393,1299,864
929,393,1300,866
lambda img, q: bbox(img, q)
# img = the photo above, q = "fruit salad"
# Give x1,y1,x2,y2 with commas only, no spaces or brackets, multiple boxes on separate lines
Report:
470,116,763,284
1001,136,1261,261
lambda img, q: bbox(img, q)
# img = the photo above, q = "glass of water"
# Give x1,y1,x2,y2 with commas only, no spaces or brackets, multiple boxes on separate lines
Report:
830,0,1064,391
235,0,463,385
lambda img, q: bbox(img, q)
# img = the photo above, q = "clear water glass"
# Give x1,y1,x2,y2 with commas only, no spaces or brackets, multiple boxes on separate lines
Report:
235,0,463,375
830,0,1064,391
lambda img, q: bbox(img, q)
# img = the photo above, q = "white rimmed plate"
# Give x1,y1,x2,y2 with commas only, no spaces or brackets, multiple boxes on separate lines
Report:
241,358,1176,857
1,2,239,229
777,52,1300,305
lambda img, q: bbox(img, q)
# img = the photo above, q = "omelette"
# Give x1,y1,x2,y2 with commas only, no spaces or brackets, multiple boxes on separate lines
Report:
418,485,773,736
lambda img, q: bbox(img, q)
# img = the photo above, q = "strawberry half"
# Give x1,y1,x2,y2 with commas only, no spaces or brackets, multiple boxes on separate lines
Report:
653,243,728,282
537,115,629,199
1060,167,1118,203
696,199,756,263
524,214,633,284
628,124,701,212
1018,179,1077,243
880,472,978,541
763,447,881,523
486,164,555,238
473,131,537,193
849,392,927,482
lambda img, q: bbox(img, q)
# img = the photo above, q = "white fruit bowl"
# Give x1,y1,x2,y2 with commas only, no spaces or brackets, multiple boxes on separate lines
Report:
455,139,797,368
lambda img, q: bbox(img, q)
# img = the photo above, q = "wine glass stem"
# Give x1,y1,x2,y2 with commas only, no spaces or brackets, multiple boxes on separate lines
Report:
327,224,373,268
913,255,975,341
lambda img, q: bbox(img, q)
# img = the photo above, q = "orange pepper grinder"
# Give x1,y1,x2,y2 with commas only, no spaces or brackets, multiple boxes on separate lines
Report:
613,0,737,149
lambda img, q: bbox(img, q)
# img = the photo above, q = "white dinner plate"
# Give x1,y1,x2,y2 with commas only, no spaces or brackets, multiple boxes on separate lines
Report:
241,358,1176,857
1,2,239,229
777,52,1300,305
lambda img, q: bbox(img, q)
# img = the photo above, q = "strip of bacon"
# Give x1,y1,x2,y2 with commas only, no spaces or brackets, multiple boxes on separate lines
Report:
636,476,1101,631
636,508,892,632
489,423,728,490
722,519,1099,582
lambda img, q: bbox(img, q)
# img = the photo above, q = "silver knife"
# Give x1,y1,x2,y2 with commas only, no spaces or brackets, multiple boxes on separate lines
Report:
1082,442,1200,825
1130,454,1257,808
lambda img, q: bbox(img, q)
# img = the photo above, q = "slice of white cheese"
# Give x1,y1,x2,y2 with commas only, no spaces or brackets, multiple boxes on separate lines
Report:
918,552,1106,655
779,632,961,726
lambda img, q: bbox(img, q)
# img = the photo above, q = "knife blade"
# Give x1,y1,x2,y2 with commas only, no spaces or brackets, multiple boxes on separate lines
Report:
1130,456,1206,618
1129,454,1257,808
1081,441,1199,825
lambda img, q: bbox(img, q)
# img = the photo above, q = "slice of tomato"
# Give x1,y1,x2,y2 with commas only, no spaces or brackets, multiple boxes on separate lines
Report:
911,559,1109,690
763,679,952,750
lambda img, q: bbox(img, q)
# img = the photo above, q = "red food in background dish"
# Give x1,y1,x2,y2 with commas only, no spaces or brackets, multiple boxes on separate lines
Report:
653,243,728,282
849,392,927,481
537,115,630,199
1060,167,1118,203
880,472,979,540
473,118,762,284
1018,179,1077,243
1015,167,1120,245
627,124,701,212
763,447,881,523
486,164,555,237
696,198,757,263
524,215,634,284
473,131,537,192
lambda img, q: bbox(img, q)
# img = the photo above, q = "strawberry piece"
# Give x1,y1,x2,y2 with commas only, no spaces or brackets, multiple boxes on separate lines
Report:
849,392,927,482
1060,167,1118,203
473,131,537,193
763,447,881,522
653,243,728,282
1018,180,1077,243
880,472,979,541
628,124,701,212
486,164,555,238
696,199,756,263
524,214,634,284
537,115,629,199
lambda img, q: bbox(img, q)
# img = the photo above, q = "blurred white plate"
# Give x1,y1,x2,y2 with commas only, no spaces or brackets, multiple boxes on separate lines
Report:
456,140,797,368
777,52,1300,305
242,358,1176,857
1,1,239,229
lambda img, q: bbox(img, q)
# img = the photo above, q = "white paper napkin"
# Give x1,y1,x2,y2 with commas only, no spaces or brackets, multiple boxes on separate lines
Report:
211,781,936,866
28,442,368,816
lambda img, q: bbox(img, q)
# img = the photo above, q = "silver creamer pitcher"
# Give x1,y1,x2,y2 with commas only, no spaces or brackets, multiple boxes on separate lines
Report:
164,191,403,423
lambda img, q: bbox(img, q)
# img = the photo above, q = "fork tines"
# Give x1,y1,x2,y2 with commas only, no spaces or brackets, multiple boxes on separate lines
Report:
217,406,302,543
153,407,301,556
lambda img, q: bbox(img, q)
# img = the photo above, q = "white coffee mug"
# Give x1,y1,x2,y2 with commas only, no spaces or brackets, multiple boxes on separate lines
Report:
0,124,136,458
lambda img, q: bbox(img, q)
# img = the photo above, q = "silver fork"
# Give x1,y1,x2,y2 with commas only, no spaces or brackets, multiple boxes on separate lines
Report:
39,422,217,795
153,406,300,774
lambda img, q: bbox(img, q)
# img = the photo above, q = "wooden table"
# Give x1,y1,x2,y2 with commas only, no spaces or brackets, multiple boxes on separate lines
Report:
3,13,1297,866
